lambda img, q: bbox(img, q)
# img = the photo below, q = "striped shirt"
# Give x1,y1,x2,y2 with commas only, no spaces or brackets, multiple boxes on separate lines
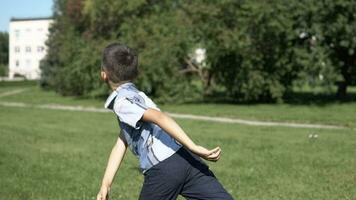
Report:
104,82,182,173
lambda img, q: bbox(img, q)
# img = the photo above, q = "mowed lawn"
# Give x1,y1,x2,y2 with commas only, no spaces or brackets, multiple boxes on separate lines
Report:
0,83,356,200
0,84,355,128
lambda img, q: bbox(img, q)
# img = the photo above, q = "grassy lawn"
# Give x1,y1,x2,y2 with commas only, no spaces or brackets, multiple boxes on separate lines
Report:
0,84,103,107
0,106,355,200
0,83,356,199
161,103,356,128
0,84,355,128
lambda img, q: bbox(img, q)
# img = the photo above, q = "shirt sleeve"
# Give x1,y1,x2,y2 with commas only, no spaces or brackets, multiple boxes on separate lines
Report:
113,96,148,128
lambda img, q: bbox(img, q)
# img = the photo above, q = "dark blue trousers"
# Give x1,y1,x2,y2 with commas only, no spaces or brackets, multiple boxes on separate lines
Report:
139,147,234,200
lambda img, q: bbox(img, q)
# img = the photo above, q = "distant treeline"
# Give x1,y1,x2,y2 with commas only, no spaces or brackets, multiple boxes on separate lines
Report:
40,0,356,103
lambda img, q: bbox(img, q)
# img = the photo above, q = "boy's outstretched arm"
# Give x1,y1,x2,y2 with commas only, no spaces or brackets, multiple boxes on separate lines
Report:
142,108,221,162
97,134,128,200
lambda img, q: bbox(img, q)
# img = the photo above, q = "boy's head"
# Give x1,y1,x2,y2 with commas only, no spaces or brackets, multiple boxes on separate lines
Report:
101,43,138,84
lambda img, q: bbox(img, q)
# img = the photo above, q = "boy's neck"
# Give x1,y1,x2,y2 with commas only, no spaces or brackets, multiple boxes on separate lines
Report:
109,80,130,91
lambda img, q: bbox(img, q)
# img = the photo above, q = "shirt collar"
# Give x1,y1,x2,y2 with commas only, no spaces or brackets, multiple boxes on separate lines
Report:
115,82,135,92
104,82,135,109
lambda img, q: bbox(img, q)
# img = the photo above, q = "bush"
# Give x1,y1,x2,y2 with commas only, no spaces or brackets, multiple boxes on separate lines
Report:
0,64,7,76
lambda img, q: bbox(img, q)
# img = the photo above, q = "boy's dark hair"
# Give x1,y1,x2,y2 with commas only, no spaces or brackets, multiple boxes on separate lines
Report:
102,43,138,83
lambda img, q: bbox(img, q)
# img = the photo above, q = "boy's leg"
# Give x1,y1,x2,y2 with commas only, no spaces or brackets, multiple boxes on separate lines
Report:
180,168,234,200
179,148,234,200
139,174,182,200
138,150,187,200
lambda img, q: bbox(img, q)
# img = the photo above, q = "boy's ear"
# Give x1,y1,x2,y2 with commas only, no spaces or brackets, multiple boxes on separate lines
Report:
101,70,108,81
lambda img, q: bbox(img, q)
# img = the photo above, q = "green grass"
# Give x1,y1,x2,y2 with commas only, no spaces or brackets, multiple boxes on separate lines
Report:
0,80,37,87
0,106,355,200
161,103,356,128
0,85,103,107
0,83,356,199
1,84,355,128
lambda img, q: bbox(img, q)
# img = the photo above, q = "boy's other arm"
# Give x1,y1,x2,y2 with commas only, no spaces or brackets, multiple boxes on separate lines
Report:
142,108,221,162
97,134,128,200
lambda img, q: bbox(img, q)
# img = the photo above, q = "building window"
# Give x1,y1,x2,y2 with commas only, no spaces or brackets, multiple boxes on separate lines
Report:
15,60,20,67
26,28,31,32
37,46,45,52
15,46,20,53
25,46,31,53
37,28,43,32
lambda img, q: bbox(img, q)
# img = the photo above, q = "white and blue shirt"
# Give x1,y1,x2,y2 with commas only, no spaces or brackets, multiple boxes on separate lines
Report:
104,82,182,173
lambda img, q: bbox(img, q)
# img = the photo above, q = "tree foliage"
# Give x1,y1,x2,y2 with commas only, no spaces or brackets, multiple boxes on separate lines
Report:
40,0,356,102
0,31,8,76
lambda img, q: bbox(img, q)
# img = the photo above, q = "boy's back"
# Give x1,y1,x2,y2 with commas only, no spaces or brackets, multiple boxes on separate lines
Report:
97,43,234,200
104,82,182,172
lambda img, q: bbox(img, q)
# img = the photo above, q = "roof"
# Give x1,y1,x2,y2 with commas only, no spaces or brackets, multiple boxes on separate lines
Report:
10,17,53,22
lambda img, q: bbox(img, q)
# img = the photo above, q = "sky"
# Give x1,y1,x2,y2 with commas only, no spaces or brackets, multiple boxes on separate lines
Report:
0,0,53,32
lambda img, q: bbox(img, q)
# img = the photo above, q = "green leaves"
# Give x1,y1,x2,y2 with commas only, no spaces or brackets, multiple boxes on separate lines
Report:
40,0,356,102
0,32,8,76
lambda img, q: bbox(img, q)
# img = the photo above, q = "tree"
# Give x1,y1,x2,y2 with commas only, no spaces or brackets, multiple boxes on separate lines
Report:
0,31,9,76
315,0,356,98
283,0,356,98
41,0,203,101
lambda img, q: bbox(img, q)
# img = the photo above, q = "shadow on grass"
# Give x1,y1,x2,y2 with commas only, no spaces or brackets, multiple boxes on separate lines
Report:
182,91,356,106
0,80,38,87
282,92,356,105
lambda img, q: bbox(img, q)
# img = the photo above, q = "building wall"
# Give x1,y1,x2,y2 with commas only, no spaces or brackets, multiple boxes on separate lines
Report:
8,19,53,80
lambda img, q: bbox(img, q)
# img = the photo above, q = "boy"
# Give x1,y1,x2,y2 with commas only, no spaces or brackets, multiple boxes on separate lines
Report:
96,43,234,200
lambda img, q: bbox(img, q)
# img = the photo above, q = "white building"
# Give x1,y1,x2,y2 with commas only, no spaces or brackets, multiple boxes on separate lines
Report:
8,17,53,80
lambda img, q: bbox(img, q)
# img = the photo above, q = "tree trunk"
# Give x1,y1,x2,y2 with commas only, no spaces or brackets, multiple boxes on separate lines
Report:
336,59,352,99
336,81,347,99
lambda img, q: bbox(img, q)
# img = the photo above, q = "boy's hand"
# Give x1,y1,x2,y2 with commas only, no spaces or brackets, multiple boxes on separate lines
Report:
97,185,110,200
191,145,221,162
